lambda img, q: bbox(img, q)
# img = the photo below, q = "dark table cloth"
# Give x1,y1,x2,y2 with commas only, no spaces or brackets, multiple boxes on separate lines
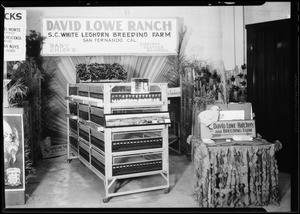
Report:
191,137,282,207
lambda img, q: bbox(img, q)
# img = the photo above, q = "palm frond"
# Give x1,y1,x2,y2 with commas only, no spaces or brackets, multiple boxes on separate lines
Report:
39,57,60,138
164,25,188,88
7,78,29,106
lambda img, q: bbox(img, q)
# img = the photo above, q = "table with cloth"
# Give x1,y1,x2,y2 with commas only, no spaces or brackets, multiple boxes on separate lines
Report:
191,137,282,207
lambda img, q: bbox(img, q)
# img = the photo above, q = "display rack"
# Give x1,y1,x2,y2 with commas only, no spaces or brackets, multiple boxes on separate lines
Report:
66,82,171,203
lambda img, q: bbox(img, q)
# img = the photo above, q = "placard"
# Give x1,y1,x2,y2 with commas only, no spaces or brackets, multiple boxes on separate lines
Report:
207,103,253,120
4,9,27,61
210,120,256,138
131,78,149,94
219,110,245,120
42,18,177,56
198,104,256,140
200,119,256,139
167,87,181,98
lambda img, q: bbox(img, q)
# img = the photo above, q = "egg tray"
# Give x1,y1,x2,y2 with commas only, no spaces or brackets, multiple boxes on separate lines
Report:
112,160,162,176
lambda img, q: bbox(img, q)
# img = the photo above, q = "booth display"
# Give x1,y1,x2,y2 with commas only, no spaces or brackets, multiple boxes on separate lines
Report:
1,3,294,210
65,81,171,203
191,103,282,207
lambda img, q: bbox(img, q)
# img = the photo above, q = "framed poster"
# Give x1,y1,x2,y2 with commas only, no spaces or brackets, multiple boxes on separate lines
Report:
3,108,25,205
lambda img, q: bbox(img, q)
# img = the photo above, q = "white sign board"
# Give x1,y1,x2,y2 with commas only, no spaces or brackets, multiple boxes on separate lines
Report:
200,119,256,140
219,110,245,121
167,87,181,98
42,18,178,56
131,78,150,94
4,10,27,61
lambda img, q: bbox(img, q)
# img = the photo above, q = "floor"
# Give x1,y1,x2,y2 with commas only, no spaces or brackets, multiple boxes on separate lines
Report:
4,152,291,211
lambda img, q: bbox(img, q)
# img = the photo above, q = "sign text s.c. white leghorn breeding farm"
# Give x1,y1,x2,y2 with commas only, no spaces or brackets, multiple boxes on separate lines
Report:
42,18,178,56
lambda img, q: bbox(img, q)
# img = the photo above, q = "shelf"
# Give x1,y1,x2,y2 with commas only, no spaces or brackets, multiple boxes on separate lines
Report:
78,136,89,146
88,121,104,132
66,95,103,107
111,169,165,180
90,165,105,179
78,156,90,168
69,130,78,137
91,145,105,156
66,82,169,202
110,101,164,108
105,112,171,128
78,120,104,132
112,141,162,152
111,148,164,156
69,145,78,155
66,96,164,109
66,114,78,119
110,125,166,132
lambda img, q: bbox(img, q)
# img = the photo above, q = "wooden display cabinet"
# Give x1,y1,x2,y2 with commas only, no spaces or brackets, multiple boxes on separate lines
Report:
65,82,171,203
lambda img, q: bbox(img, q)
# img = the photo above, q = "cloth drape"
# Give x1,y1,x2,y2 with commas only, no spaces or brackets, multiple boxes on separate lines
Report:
191,137,282,207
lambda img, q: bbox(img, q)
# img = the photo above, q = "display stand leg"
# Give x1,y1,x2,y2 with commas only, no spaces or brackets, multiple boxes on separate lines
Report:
102,172,169,203
162,172,170,193
103,178,111,203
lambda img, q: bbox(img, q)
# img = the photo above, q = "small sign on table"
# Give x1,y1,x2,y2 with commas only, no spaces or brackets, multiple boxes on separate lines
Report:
131,78,149,94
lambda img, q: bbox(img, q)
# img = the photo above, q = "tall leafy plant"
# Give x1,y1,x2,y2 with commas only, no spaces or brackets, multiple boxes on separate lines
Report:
192,60,224,109
40,58,59,139
6,30,58,185
164,25,188,87
163,26,194,157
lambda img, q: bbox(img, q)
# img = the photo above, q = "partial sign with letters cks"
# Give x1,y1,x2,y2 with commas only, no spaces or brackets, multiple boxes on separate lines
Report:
4,10,27,61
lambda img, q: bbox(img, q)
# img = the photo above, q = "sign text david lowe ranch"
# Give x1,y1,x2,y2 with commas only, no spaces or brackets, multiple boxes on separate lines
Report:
42,18,178,56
